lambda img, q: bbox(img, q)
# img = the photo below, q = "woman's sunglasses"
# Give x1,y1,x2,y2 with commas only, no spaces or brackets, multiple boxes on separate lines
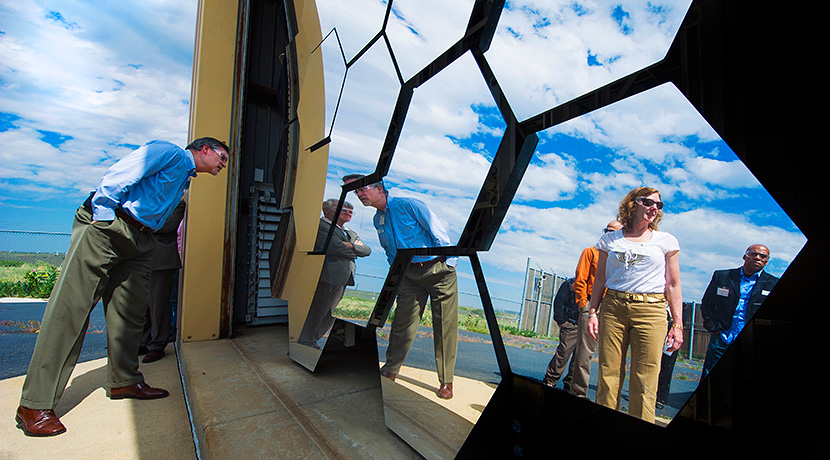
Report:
636,197,664,210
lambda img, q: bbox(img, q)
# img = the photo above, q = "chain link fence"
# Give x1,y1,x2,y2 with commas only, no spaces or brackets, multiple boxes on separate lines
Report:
0,230,71,267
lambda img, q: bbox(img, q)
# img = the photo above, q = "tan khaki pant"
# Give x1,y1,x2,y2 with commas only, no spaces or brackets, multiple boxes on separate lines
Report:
595,290,667,423
380,260,458,384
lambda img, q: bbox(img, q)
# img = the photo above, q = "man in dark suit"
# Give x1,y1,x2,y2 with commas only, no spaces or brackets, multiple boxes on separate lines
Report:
138,197,186,363
297,199,371,349
542,278,579,390
700,244,779,379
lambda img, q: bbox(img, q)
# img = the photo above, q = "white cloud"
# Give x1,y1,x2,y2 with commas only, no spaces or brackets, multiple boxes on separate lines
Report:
0,0,196,197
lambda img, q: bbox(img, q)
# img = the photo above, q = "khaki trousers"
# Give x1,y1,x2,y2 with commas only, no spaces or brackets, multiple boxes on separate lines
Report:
595,290,666,423
20,206,155,409
570,305,598,397
381,260,458,384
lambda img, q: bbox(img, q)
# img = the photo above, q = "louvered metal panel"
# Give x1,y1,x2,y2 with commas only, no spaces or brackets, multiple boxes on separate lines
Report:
246,182,288,325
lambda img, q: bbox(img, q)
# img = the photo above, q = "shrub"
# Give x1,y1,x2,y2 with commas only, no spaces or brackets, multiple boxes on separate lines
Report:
0,265,59,299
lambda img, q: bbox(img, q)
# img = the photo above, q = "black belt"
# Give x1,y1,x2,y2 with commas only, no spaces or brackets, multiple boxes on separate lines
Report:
82,193,151,232
411,256,444,267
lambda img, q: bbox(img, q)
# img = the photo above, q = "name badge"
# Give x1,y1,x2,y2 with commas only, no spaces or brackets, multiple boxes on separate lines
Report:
761,290,770,296
717,287,730,297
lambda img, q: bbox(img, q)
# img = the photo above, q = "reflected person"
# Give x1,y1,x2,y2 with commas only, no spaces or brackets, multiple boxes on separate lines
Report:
570,220,622,398
586,187,684,423
542,278,578,390
16,138,229,437
342,174,458,400
298,199,371,349
700,244,778,380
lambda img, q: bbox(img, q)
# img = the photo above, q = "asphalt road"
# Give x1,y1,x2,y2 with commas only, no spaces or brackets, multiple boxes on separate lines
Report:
1,298,108,380
375,326,701,420
1,299,700,420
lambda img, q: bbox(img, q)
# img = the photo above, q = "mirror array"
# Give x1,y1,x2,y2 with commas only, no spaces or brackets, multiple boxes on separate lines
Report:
290,0,806,456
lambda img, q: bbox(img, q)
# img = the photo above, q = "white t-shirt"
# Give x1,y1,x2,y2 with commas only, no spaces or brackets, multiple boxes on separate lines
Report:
596,229,680,294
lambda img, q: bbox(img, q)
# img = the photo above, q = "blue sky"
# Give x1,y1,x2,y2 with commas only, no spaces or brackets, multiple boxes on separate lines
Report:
0,0,197,233
0,0,807,312
313,0,807,310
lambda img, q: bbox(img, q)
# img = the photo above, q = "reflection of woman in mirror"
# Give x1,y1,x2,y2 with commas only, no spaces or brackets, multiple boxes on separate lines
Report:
586,186,684,423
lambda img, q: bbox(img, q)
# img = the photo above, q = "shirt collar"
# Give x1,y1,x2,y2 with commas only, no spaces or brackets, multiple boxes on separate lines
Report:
740,268,761,281
185,149,198,176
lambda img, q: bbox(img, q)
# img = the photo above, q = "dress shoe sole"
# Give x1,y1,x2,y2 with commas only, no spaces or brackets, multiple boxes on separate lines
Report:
108,392,169,400
15,415,66,437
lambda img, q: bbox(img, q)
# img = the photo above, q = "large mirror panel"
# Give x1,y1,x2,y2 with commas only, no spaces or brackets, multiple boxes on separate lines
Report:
482,83,805,424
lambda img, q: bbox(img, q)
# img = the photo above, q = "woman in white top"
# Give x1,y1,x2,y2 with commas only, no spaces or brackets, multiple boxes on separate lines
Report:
586,187,684,423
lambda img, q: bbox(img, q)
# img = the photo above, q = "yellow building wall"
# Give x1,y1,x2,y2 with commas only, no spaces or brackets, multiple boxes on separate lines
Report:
181,0,329,342
180,0,238,341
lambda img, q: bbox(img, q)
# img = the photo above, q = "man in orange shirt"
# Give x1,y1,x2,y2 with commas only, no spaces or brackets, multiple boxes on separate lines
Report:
570,220,621,397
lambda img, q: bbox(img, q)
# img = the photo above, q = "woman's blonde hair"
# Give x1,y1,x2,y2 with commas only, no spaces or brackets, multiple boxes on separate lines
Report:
617,186,662,231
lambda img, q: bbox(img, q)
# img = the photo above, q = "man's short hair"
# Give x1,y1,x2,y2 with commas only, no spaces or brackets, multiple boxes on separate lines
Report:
186,137,230,154
342,173,385,191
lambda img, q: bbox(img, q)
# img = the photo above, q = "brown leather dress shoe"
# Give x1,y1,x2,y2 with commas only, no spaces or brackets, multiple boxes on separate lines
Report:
437,383,453,399
108,382,169,400
142,349,165,363
380,370,397,381
16,406,66,437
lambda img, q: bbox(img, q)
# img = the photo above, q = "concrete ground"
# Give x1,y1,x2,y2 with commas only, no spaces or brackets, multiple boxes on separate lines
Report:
1,325,431,460
1,343,195,460
1,320,701,460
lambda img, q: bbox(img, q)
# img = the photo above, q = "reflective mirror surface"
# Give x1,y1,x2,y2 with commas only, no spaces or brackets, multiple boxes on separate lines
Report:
304,1,807,455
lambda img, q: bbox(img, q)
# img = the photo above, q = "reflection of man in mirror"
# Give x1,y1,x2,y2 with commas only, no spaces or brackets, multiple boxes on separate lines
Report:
571,220,622,397
298,199,371,349
542,278,578,390
700,244,778,380
343,174,459,400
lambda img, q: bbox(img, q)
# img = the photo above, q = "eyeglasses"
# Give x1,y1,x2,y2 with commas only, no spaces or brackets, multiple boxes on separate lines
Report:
745,251,769,260
212,148,229,164
636,197,664,210
353,185,375,194
603,227,616,233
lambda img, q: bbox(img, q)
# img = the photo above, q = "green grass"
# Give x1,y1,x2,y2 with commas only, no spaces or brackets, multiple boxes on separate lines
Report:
334,289,536,337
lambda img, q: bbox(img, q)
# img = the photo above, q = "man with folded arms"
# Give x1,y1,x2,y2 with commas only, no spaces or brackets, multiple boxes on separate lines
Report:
297,199,371,349
343,174,458,400
16,138,229,437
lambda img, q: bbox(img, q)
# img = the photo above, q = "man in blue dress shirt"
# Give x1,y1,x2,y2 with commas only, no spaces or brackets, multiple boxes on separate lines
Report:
343,174,459,400
700,244,779,380
16,138,229,437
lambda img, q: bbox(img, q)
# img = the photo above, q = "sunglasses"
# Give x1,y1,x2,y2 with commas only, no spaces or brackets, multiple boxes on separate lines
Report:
745,251,769,260
636,197,664,210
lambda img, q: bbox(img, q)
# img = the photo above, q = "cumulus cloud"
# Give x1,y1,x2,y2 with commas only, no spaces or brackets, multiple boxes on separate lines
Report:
0,0,806,302
0,0,196,199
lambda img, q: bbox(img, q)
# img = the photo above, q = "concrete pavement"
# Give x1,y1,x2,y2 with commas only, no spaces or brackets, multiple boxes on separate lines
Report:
1,343,195,460
1,325,428,460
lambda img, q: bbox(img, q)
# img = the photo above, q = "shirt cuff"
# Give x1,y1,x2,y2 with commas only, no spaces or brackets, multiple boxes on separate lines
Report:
92,204,116,222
